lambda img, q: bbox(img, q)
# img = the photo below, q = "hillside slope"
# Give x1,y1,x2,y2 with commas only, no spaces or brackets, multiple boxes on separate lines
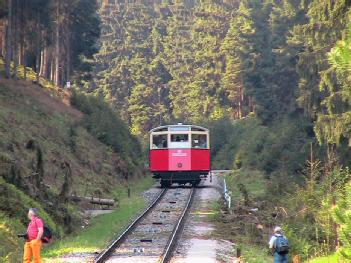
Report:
0,78,142,261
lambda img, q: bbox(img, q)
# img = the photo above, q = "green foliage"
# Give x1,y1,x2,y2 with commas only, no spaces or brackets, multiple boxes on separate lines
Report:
0,212,24,262
283,226,312,260
307,253,341,263
93,1,275,133
4,0,100,85
44,176,153,257
209,116,312,182
329,24,351,75
3,0,350,261
0,177,60,236
92,0,311,136
284,164,351,260
224,169,267,201
292,0,351,119
70,91,143,173
333,181,351,259
315,24,351,145
0,177,62,261
90,0,351,261
239,245,271,263
0,79,146,259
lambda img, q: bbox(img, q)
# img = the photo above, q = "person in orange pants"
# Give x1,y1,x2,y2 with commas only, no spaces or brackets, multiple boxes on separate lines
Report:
23,239,42,263
23,208,43,263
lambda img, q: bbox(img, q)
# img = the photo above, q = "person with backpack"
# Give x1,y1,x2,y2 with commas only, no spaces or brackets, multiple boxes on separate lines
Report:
23,208,43,263
268,226,289,263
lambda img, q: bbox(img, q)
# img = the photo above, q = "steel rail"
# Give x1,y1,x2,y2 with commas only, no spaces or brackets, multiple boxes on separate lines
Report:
94,188,167,263
158,187,195,263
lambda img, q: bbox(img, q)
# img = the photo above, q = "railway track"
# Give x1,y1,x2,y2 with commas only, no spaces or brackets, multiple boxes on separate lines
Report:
94,187,195,263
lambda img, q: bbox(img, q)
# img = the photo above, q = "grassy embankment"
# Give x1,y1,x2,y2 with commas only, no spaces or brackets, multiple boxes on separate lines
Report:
0,63,146,261
212,170,344,263
43,176,153,258
307,254,341,263
211,169,272,263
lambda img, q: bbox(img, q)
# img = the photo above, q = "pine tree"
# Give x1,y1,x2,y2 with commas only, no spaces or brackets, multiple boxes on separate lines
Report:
292,0,351,120
315,24,351,145
221,1,256,119
161,0,197,121
334,174,351,259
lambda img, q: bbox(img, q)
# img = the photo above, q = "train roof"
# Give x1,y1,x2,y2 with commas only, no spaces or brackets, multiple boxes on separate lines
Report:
149,123,209,133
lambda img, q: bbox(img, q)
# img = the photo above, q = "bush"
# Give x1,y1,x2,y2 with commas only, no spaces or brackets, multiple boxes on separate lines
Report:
0,212,23,262
209,115,313,183
0,177,63,261
71,91,143,174
0,177,60,236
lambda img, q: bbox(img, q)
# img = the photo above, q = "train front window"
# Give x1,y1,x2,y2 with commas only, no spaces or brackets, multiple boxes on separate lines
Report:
192,134,207,148
171,134,188,142
152,134,168,149
170,134,190,148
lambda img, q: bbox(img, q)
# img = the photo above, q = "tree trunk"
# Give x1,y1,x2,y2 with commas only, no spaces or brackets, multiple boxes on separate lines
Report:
238,86,243,119
66,37,71,86
39,49,44,76
5,0,12,79
40,47,50,79
249,96,254,113
35,9,41,84
55,0,61,87
19,0,23,65
36,43,40,83
19,41,23,65
50,58,55,82
12,1,18,80
20,0,26,80
23,51,26,80
12,42,17,79
2,20,6,58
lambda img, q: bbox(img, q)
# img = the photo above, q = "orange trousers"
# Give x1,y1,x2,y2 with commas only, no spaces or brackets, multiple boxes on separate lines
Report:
23,240,42,263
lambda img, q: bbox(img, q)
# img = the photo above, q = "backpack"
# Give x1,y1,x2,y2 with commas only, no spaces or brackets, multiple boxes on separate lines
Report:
275,235,289,255
41,225,52,243
35,218,52,243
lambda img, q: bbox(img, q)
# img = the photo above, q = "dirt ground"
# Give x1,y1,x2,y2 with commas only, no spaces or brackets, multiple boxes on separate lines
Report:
171,173,237,263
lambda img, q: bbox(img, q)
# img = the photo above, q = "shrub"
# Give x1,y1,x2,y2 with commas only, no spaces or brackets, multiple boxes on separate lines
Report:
0,177,61,236
71,91,143,174
0,212,23,262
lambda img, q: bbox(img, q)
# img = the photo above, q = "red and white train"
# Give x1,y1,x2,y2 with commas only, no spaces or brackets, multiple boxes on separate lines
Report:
149,123,210,187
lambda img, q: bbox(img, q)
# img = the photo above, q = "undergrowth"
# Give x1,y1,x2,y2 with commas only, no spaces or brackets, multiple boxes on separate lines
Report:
44,176,153,258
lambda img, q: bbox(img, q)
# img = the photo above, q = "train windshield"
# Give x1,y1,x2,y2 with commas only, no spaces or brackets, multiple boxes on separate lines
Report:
152,134,168,149
170,134,190,148
192,134,207,148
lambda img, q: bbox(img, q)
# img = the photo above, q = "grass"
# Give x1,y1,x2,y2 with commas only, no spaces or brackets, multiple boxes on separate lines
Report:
0,59,58,94
307,253,341,263
0,212,24,262
43,176,153,258
239,245,271,263
212,169,271,263
0,67,147,261
224,169,267,200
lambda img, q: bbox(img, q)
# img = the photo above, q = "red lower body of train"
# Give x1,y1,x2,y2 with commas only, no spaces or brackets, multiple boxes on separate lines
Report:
149,148,210,187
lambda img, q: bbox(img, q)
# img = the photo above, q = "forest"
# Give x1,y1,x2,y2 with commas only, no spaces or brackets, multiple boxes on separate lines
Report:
0,0,99,86
91,0,351,260
1,0,351,261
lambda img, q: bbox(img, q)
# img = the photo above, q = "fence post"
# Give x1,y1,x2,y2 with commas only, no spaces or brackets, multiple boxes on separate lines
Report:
223,178,232,213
